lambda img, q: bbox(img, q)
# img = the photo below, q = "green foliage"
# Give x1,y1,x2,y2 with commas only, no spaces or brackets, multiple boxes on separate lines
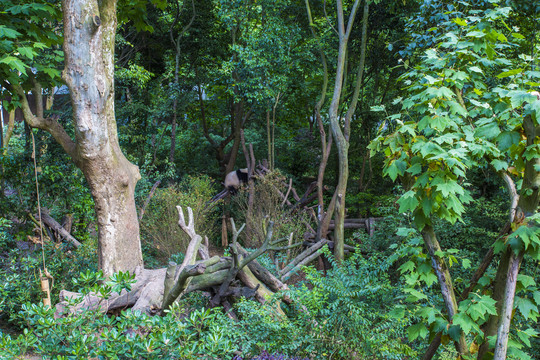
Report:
0,0,62,86
370,0,540,231
234,247,415,359
140,175,219,265
0,272,238,359
1,123,96,242
0,239,97,327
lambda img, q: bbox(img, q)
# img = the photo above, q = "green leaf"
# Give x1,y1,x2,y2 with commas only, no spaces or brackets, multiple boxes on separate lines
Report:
434,179,463,198
515,297,537,319
491,159,508,171
408,323,428,341
447,325,462,342
404,288,428,301
453,18,467,26
0,25,22,39
496,131,521,151
510,91,537,109
0,55,27,74
407,162,423,176
453,313,474,334
497,68,522,78
533,291,540,306
397,190,419,213
17,46,34,60
469,66,483,74
388,306,405,319
386,159,407,181
517,274,536,288
399,260,416,273
475,122,500,140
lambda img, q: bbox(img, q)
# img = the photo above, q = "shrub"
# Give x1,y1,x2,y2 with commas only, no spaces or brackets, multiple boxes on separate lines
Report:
231,170,309,267
233,247,415,359
0,272,239,360
140,175,219,265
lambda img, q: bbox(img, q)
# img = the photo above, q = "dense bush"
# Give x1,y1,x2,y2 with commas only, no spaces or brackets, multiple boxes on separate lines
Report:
0,238,97,328
0,272,239,359
140,175,219,265
233,247,415,359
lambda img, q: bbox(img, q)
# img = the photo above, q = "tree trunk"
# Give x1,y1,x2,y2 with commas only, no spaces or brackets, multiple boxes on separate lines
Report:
422,225,469,357
479,107,540,360
60,0,143,276
327,0,365,263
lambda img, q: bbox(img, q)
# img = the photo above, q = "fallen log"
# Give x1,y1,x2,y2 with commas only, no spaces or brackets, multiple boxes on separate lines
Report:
54,206,313,318
39,211,82,247
279,239,329,281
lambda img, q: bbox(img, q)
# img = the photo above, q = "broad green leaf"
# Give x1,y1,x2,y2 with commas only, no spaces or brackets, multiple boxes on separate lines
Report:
515,297,537,319
497,68,522,78
387,159,407,181
534,291,540,306
407,162,423,175
517,274,536,288
434,179,463,198
491,159,508,171
453,18,467,26
447,325,462,342
453,313,474,334
0,25,22,39
399,260,415,273
408,323,428,341
475,122,500,140
469,66,483,74
466,30,486,38
404,288,428,301
397,190,419,213
0,55,27,74
496,131,521,151
388,306,405,319
17,46,34,60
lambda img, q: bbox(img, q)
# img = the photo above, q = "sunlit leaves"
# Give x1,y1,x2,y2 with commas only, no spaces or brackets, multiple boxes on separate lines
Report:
0,0,62,87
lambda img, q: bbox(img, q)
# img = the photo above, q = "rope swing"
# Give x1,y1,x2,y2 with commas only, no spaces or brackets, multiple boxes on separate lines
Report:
31,131,53,308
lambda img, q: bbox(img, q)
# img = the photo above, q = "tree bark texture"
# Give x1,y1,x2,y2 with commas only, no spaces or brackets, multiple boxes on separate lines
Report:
421,225,469,357
61,0,143,276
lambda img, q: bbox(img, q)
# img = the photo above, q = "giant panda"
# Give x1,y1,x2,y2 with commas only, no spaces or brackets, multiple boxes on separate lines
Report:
224,168,249,194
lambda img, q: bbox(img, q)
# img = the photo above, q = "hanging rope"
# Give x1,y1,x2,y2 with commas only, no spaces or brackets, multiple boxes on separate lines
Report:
31,131,52,308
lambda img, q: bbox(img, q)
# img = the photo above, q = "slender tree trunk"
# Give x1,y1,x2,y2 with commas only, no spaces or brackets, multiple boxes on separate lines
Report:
422,225,469,356
224,101,243,176
168,0,195,165
2,110,15,153
306,0,335,242
327,0,365,263
480,108,540,360
266,109,272,168
170,107,177,163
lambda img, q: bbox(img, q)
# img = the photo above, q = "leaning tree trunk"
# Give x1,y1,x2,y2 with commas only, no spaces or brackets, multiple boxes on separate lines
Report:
62,0,143,276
